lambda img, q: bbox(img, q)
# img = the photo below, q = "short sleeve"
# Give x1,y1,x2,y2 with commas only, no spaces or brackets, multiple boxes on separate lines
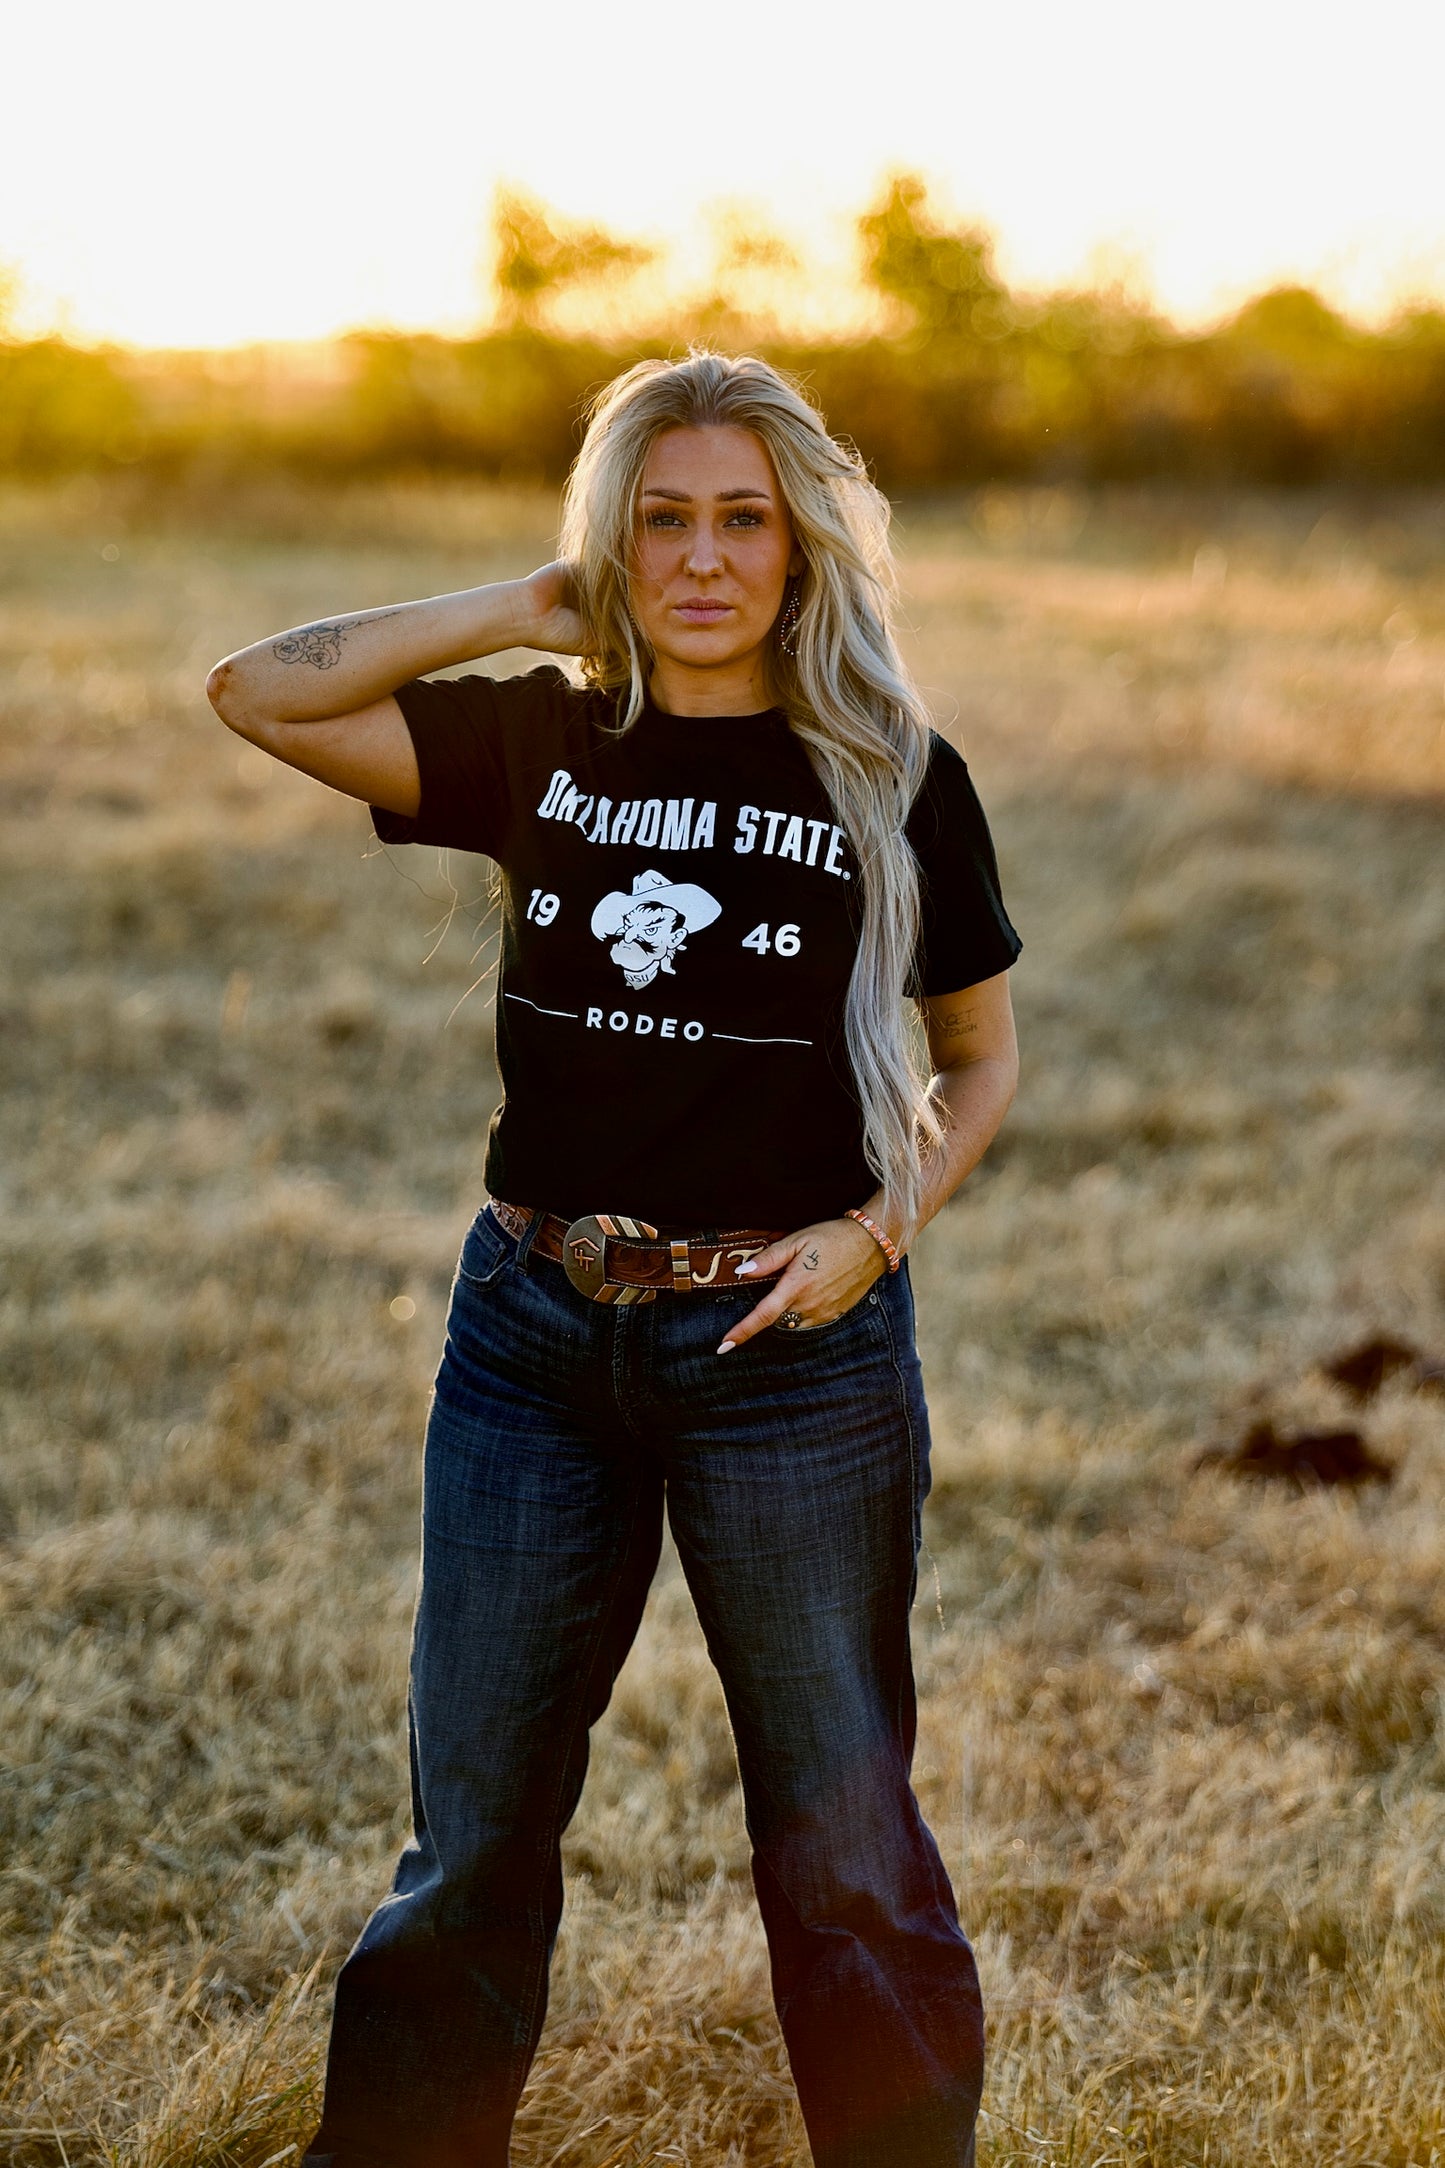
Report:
371,665,571,858
907,735,1022,995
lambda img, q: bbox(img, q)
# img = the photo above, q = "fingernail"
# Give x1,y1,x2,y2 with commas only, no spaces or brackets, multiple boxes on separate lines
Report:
717,1339,735,1354
735,1261,756,1275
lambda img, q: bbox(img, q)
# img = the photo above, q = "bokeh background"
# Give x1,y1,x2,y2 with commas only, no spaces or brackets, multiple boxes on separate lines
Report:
2,3,1444,2162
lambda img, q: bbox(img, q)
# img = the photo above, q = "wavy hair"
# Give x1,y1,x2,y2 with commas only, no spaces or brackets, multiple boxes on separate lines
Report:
558,350,942,1238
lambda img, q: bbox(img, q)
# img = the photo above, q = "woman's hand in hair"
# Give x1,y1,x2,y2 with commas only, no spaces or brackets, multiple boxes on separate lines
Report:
717,1218,886,1352
518,561,587,656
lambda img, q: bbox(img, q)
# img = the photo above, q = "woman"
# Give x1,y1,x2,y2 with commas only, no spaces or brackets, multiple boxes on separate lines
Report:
207,351,1020,2168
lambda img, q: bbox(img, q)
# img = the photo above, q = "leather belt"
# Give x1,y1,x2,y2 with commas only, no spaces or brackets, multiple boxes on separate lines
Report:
489,1198,783,1305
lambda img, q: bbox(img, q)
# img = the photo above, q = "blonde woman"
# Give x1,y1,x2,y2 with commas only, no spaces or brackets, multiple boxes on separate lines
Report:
208,352,1021,2168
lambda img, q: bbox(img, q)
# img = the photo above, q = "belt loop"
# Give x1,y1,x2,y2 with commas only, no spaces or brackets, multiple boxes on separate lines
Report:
514,1208,544,1274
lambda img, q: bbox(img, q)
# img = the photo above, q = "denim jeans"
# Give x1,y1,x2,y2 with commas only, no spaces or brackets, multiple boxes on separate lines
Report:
306,1206,983,2168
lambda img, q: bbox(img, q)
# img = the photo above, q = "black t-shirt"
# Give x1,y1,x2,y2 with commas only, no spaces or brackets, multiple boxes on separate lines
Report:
374,665,1020,1230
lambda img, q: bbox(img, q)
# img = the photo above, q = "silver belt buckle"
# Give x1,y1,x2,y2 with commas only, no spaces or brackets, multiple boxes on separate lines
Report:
562,1213,660,1304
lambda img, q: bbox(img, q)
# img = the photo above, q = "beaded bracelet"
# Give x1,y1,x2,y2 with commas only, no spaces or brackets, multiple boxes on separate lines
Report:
845,1207,902,1273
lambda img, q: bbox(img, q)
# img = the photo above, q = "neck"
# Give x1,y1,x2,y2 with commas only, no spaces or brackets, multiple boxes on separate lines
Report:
647,645,777,717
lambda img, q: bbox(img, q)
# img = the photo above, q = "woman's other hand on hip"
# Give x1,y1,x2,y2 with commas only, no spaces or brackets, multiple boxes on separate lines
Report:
717,1218,886,1352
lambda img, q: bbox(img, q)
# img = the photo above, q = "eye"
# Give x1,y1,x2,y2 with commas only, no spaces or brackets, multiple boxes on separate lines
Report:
644,510,684,529
726,509,765,528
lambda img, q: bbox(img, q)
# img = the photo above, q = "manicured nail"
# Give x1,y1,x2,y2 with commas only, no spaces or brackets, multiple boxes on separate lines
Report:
717,1339,735,1354
735,1261,756,1275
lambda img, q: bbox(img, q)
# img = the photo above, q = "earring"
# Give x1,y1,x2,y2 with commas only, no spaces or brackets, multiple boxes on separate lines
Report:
777,577,803,657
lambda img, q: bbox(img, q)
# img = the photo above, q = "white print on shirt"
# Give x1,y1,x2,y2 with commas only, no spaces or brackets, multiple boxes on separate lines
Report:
532,770,848,877
536,771,717,852
580,1003,813,1047
589,868,722,990
733,805,849,877
503,991,814,1048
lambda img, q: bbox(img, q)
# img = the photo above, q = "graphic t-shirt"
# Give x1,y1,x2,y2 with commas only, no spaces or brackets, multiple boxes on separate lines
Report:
374,665,1021,1230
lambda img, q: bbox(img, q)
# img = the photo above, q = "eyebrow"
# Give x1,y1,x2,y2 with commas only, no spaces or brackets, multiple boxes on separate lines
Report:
641,486,773,502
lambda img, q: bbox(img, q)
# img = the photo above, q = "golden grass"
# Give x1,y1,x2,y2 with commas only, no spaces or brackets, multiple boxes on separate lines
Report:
1,478,1442,2165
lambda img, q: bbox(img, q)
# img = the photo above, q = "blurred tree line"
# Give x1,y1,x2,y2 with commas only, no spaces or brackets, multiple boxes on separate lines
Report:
3,176,1444,488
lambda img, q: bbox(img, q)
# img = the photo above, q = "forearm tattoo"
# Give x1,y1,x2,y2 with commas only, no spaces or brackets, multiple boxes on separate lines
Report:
272,608,402,670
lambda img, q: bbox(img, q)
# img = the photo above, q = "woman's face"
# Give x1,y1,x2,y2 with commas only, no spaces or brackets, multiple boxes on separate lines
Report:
629,424,804,683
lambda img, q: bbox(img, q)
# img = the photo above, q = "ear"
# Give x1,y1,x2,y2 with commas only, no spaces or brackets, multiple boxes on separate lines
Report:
787,547,807,578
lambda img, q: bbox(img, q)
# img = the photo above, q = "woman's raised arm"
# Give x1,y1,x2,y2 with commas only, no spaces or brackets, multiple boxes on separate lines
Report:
204,564,582,815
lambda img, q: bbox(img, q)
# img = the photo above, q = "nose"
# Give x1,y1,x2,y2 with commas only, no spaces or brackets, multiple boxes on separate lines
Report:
684,520,723,576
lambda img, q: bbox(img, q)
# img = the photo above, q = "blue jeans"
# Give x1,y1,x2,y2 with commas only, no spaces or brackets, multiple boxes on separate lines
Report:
307,1207,983,2167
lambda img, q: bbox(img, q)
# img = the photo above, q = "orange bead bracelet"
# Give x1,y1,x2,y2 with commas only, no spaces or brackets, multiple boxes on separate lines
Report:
844,1207,902,1273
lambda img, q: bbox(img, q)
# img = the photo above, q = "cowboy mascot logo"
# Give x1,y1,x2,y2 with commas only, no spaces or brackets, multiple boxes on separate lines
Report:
590,868,722,989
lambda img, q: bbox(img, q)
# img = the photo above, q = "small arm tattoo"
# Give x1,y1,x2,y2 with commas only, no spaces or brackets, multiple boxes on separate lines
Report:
936,1007,980,1039
274,624,342,670
272,609,402,670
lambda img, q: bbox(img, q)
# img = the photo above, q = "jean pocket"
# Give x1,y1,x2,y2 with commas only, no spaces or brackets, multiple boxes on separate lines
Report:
455,1205,516,1291
769,1286,880,1342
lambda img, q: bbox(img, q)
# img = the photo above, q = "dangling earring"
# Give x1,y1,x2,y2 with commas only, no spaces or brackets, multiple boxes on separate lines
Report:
777,575,803,658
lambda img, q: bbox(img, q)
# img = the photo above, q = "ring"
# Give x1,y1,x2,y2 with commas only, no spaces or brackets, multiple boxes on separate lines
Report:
777,1310,805,1331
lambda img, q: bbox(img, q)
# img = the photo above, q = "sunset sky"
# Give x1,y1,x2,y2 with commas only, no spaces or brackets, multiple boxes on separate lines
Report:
4,0,1443,349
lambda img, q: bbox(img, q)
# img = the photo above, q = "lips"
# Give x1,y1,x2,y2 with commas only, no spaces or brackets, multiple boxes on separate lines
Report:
674,601,732,620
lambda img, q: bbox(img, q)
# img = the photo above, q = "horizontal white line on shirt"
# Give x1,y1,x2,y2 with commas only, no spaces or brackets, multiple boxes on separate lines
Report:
503,993,581,1019
711,1031,815,1046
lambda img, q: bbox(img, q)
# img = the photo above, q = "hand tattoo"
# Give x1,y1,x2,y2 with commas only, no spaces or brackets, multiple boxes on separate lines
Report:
272,609,401,670
803,1247,820,1271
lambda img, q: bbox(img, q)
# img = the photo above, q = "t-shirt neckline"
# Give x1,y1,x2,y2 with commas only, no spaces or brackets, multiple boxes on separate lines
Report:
638,692,787,728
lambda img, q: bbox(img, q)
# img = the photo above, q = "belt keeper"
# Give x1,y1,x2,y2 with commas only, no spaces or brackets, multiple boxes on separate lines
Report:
670,1238,693,1294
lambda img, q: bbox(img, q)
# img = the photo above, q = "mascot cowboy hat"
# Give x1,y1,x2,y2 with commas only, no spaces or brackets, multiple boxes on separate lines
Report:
590,868,723,941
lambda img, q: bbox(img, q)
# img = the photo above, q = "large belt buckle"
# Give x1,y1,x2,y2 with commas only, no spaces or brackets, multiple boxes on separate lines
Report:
562,1213,660,1304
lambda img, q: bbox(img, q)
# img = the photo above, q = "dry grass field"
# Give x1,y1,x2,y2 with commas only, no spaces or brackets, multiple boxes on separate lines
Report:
1,476,1443,2167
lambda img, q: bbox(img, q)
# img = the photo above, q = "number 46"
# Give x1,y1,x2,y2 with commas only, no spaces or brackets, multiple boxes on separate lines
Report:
741,922,801,956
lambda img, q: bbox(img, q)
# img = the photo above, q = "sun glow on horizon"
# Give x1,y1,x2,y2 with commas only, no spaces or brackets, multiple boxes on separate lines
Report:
4,0,1443,352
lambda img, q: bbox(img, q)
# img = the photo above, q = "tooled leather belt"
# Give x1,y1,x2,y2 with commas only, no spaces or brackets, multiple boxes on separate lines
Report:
488,1197,783,1305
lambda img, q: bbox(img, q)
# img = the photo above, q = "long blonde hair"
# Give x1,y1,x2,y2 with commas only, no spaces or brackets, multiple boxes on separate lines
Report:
559,351,941,1237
